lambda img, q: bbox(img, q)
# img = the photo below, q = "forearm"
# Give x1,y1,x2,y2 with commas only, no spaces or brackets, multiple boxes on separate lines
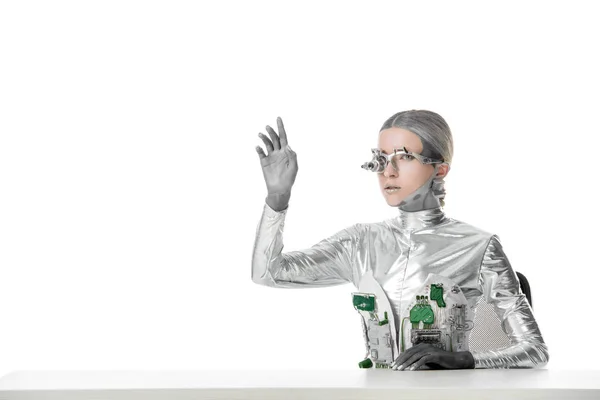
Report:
251,201,288,287
471,341,549,369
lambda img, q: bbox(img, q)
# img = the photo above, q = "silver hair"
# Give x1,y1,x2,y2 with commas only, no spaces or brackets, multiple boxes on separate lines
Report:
379,110,454,207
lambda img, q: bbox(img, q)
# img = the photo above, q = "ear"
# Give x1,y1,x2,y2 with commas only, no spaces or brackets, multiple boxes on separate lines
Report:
435,163,450,179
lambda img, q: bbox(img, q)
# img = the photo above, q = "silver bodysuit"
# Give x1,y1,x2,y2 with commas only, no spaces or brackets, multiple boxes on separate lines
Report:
251,202,549,369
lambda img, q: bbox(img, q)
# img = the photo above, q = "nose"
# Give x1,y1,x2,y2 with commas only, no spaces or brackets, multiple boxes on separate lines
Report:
383,161,398,178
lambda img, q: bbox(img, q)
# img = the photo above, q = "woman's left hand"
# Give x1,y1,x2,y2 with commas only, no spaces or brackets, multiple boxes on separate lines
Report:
390,343,475,371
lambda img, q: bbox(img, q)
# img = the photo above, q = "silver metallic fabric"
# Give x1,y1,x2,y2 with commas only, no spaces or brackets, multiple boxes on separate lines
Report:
251,202,549,369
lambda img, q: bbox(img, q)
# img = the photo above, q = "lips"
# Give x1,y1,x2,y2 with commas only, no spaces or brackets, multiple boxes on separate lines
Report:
384,185,401,194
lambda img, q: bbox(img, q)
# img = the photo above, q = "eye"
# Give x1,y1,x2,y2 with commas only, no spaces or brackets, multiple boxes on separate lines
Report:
401,154,415,160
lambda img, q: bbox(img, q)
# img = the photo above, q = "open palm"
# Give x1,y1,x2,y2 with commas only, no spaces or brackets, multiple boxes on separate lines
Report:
256,117,298,195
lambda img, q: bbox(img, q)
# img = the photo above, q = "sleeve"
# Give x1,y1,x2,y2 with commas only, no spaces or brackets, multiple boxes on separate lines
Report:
471,234,550,368
251,201,363,288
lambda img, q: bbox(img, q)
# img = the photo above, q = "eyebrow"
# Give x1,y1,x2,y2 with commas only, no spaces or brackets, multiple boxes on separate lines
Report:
379,147,412,155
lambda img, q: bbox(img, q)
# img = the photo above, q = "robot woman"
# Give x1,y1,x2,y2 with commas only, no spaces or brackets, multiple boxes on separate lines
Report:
252,110,549,370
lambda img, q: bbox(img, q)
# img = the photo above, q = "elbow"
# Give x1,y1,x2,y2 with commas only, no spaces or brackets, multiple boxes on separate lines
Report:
252,251,289,288
251,269,271,287
536,342,550,368
251,272,262,285
251,272,274,287
522,341,550,369
251,259,278,288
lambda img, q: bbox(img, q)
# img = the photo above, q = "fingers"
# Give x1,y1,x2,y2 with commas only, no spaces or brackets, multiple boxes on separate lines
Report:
391,344,421,369
257,117,288,156
277,116,288,147
258,132,274,153
265,125,281,150
255,145,267,159
391,344,430,370
406,356,433,371
393,352,421,371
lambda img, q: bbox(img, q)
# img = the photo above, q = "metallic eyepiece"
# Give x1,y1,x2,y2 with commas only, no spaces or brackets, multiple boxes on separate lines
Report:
361,149,387,173
361,160,384,172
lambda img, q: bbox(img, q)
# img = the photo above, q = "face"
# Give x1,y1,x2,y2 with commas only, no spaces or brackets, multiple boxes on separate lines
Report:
377,127,448,207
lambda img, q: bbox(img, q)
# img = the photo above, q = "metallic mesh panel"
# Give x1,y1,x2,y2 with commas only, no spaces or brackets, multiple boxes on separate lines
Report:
468,296,512,352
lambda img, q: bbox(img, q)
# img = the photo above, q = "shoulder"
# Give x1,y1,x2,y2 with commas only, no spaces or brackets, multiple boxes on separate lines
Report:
320,221,369,243
442,215,497,242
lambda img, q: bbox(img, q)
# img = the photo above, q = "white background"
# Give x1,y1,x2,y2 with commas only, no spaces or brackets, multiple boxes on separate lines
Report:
0,0,597,377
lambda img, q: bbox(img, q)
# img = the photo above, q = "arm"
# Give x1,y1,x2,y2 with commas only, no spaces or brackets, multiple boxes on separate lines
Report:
471,235,550,368
251,201,362,288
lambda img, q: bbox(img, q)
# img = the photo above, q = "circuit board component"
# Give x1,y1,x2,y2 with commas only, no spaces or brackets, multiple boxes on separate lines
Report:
352,292,394,368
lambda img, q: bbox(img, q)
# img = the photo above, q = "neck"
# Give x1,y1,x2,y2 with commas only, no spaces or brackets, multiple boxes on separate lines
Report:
395,206,446,230
395,164,446,216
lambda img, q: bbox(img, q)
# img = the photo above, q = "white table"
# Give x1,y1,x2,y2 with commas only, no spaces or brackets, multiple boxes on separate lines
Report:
0,369,598,399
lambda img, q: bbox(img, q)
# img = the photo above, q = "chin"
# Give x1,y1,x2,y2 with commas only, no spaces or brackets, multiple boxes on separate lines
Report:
383,194,405,207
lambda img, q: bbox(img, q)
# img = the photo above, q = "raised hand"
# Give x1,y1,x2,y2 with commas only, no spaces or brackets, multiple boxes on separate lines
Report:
256,116,298,211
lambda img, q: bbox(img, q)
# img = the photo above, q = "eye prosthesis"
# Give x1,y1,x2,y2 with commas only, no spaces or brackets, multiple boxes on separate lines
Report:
361,147,444,173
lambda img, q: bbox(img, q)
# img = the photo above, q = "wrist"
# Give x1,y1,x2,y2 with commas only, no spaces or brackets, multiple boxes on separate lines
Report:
266,191,291,212
460,351,475,369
